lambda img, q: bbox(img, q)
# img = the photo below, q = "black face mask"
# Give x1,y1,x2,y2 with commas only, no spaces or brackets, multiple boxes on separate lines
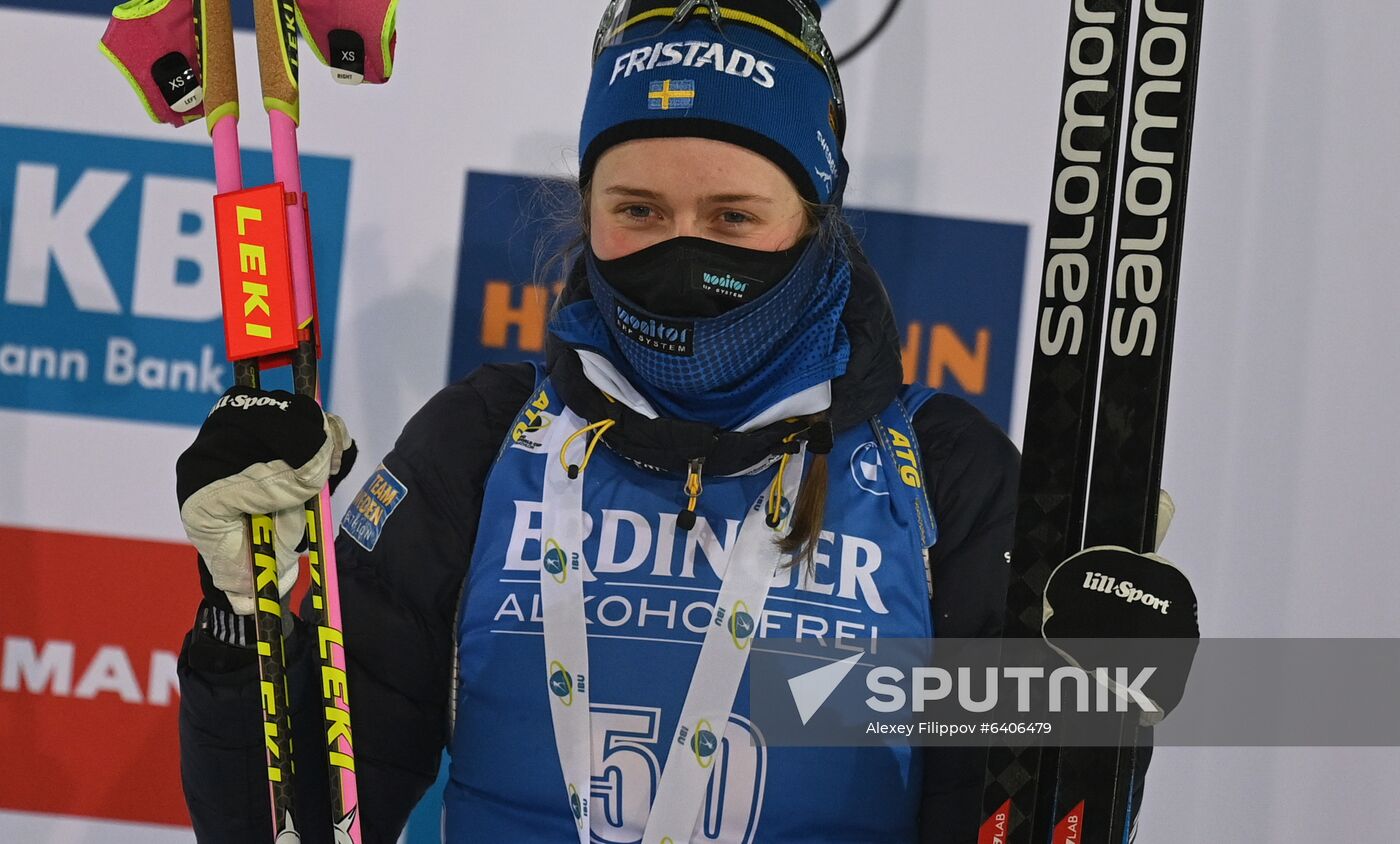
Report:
591,236,810,319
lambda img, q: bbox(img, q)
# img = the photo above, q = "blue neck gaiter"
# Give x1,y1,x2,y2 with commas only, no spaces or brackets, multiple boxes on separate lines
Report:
549,235,852,429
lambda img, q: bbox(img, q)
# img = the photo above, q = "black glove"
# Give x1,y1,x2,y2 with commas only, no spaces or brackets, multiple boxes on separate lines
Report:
1042,546,1200,725
176,386,357,624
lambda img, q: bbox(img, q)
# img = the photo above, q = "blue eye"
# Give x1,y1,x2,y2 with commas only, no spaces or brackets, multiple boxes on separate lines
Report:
721,211,753,225
624,205,653,220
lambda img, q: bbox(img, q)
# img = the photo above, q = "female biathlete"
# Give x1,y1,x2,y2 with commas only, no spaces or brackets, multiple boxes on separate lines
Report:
175,1,1022,841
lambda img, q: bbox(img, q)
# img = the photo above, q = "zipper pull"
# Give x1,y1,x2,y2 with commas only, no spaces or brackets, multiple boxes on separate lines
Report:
678,458,704,531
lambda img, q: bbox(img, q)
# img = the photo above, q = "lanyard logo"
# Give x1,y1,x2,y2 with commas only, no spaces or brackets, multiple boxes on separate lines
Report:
548,660,575,706
689,719,719,768
543,539,570,584
727,601,756,650
568,784,585,822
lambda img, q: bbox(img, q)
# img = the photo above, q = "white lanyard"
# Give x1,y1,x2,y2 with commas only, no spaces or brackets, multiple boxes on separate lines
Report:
540,411,805,844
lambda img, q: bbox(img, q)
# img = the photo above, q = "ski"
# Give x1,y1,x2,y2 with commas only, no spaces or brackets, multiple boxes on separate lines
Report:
1044,2,1205,842
979,2,1136,842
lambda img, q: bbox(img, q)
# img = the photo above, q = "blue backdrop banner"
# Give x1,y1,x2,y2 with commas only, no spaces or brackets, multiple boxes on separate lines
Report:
0,124,349,425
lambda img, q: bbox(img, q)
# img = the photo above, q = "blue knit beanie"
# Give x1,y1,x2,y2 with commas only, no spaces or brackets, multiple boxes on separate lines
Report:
579,0,848,205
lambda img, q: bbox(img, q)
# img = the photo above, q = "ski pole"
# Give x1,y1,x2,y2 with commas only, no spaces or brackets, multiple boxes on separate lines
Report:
249,1,362,840
102,0,361,838
197,0,302,838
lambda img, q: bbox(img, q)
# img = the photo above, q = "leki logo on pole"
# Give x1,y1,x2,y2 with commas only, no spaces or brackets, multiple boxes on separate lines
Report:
213,184,299,363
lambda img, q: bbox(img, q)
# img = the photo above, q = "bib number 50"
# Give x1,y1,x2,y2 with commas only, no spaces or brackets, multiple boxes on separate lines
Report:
590,704,767,844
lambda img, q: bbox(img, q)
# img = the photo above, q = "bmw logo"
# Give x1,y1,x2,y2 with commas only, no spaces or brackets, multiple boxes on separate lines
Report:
850,441,889,496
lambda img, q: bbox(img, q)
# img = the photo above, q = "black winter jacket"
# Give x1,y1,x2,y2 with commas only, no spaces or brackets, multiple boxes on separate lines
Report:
178,250,1021,843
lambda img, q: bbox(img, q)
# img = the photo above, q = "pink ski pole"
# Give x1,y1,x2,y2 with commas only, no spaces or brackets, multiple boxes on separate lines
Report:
201,0,302,839
249,1,362,840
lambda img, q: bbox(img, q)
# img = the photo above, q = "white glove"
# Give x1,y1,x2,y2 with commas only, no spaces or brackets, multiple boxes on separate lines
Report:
1155,489,1175,551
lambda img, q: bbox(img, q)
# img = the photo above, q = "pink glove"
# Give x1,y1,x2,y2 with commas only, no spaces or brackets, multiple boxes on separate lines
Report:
297,0,399,85
100,0,205,126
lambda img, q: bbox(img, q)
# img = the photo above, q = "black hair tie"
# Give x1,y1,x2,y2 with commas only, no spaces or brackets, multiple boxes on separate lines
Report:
807,419,834,455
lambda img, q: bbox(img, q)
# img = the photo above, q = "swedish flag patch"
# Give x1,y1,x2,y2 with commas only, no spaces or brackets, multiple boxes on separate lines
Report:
342,465,408,552
648,79,696,111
